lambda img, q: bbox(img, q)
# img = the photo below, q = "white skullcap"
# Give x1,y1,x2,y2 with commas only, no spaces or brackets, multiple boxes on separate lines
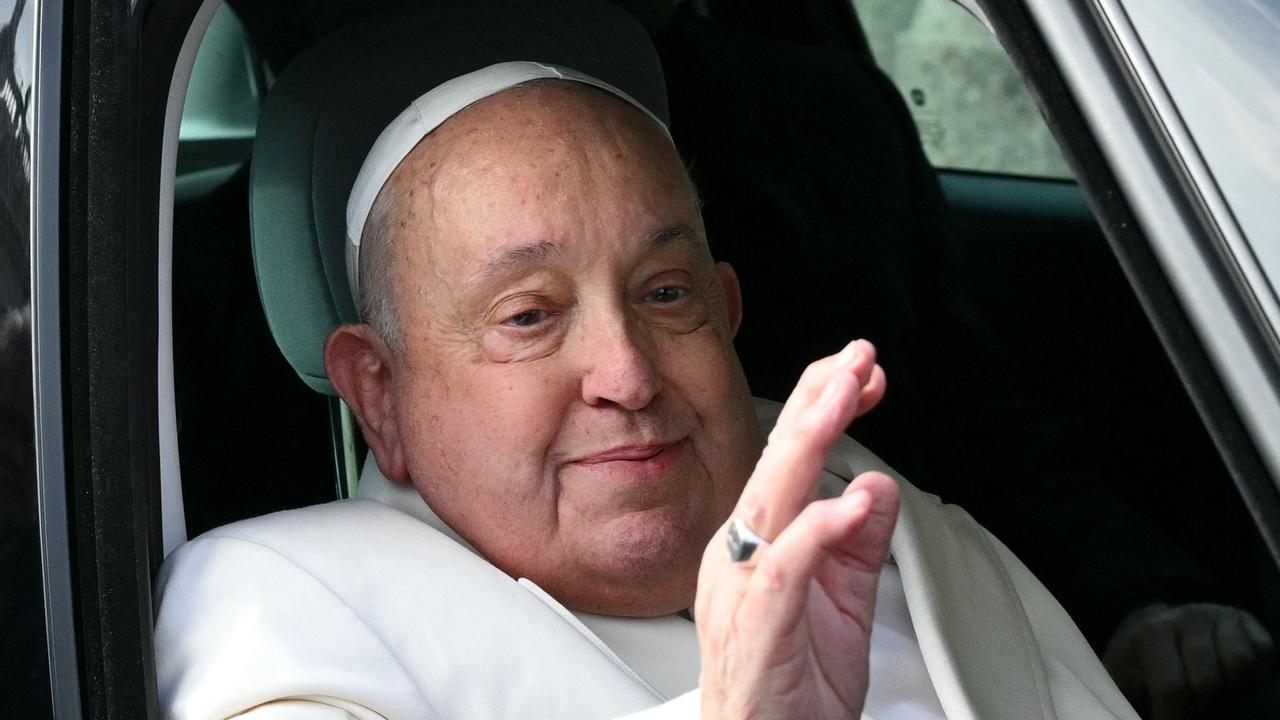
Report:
344,60,673,305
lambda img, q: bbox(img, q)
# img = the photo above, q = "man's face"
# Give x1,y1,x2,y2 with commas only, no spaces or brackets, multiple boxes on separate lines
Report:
372,83,761,616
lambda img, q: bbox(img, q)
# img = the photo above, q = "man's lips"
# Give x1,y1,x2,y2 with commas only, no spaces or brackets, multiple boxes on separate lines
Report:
561,439,692,496
569,442,680,465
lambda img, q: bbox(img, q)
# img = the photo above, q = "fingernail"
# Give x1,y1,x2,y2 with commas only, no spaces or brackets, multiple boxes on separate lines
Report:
842,489,870,515
836,340,861,368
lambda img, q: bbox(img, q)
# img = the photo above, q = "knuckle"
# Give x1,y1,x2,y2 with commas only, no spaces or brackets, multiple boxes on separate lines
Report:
797,405,830,434
795,358,831,390
754,556,786,592
802,356,831,377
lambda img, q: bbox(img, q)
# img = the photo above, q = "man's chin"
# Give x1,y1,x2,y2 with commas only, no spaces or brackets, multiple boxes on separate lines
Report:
561,564,699,618
561,513,709,616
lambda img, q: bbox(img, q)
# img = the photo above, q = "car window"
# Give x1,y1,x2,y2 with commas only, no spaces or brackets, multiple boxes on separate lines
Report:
1118,0,1280,328
0,0,52,715
852,0,1072,179
176,4,264,204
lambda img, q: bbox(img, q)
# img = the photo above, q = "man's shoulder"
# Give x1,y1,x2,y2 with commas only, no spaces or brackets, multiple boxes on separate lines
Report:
156,498,488,614
159,500,440,589
188,497,423,545
154,500,668,719
154,500,438,718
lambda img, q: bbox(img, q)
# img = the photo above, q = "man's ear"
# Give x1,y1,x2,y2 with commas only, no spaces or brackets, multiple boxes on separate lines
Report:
323,324,410,484
716,261,744,337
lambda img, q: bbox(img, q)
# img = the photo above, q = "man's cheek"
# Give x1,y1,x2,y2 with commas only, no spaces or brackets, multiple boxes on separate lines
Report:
659,336,739,397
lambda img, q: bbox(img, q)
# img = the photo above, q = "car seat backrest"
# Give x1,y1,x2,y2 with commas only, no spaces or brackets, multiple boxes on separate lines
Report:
249,0,668,394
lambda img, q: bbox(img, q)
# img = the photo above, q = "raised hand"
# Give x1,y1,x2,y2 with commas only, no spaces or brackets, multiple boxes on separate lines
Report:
695,340,900,720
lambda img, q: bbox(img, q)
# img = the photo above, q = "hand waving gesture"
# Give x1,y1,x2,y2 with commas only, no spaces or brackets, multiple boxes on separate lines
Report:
696,340,900,719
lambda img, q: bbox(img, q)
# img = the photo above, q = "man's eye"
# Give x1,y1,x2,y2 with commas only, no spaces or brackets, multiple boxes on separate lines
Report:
504,309,548,327
649,287,686,304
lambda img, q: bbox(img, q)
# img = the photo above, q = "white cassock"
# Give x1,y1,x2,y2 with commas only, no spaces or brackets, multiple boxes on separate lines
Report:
154,399,1139,719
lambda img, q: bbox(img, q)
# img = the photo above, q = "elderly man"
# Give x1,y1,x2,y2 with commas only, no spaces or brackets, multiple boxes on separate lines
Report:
155,52,1143,718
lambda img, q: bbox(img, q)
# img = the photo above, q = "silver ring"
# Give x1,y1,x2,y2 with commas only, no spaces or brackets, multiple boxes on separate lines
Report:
727,517,766,563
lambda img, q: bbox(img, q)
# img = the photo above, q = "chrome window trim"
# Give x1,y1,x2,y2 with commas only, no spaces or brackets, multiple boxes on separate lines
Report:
1017,0,1280,497
31,0,84,714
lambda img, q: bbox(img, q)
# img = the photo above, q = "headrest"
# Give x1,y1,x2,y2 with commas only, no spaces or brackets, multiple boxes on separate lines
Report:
250,0,669,395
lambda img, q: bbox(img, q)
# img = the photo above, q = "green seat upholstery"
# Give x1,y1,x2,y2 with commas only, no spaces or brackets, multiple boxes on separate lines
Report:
250,0,669,394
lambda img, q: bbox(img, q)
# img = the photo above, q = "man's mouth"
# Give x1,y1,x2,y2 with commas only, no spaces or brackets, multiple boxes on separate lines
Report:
563,436,696,480
561,438,694,499
570,442,681,465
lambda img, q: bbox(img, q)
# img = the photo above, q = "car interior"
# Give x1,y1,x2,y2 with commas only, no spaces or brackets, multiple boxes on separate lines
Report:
162,0,1276,713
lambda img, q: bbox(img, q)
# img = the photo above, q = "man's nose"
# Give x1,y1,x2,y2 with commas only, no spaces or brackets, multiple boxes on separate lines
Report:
576,311,663,411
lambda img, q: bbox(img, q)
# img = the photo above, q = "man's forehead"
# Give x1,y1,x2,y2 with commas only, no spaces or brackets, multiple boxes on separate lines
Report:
397,80,668,179
387,83,697,243
345,63,675,307
442,209,709,283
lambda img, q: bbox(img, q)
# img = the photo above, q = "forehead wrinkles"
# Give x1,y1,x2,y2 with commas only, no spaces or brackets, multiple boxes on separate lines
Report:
387,82,698,291
437,83,666,184
429,102,648,230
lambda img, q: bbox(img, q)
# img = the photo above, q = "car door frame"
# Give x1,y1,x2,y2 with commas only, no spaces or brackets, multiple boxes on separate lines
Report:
46,0,206,717
56,0,160,715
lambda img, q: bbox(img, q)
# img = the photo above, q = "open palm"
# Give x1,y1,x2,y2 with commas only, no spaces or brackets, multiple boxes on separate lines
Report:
695,340,900,719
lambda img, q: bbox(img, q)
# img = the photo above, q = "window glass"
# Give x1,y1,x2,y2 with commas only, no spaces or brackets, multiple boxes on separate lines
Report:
1120,0,1280,316
176,5,264,203
0,0,52,716
853,0,1073,179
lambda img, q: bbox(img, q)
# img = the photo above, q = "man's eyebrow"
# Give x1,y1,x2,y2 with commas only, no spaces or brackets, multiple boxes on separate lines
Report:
474,240,563,285
472,225,701,287
646,223,702,250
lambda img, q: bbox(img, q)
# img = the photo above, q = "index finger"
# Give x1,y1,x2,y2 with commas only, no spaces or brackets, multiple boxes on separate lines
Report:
771,340,877,433
736,342,872,541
